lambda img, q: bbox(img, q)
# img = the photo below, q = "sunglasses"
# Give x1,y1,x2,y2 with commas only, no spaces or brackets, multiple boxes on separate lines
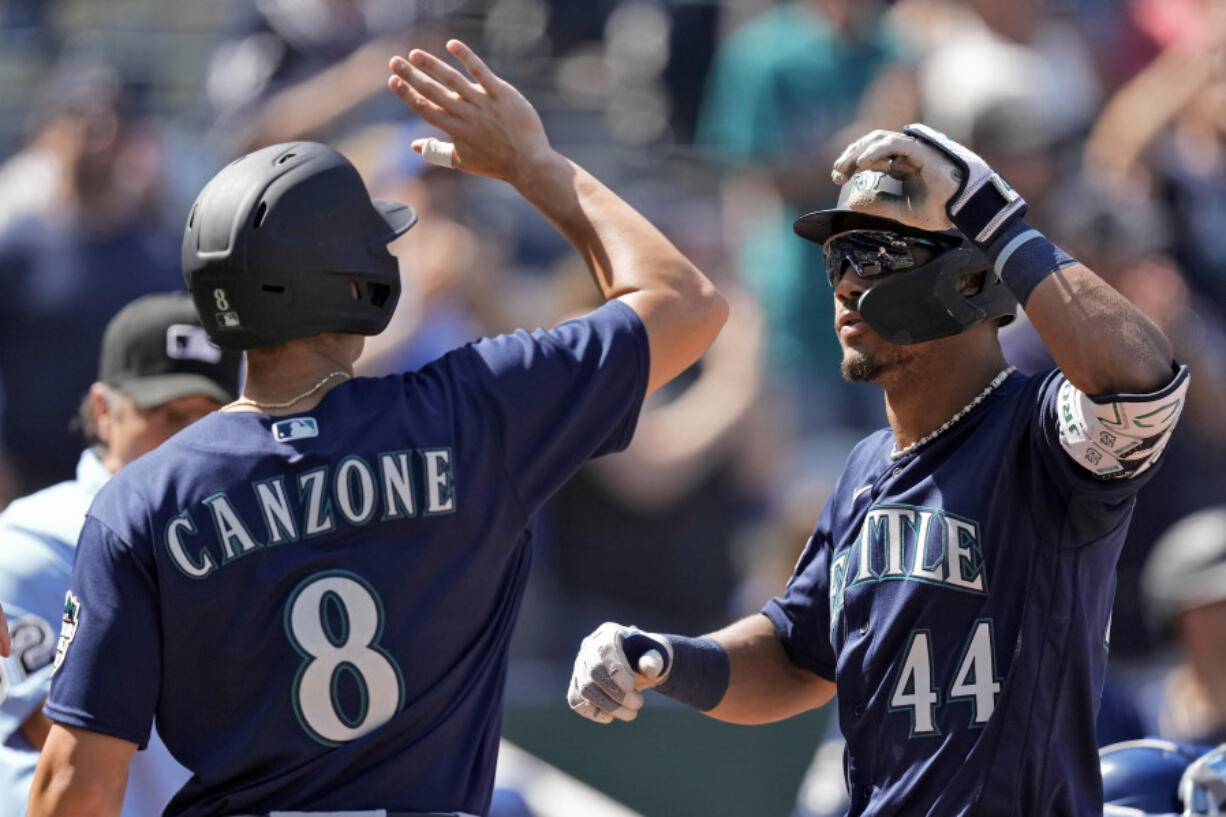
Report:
823,231,948,287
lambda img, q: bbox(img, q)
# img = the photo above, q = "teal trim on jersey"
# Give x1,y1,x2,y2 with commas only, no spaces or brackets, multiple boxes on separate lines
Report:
947,618,1003,729
203,492,263,565
162,509,216,579
420,447,457,517
888,628,941,739
333,456,378,526
252,476,300,545
378,450,418,520
283,569,405,748
296,467,336,539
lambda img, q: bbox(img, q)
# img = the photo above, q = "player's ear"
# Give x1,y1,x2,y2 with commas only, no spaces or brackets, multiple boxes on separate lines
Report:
89,383,115,446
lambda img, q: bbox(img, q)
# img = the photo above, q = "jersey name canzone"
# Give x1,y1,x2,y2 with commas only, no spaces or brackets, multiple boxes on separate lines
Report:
765,365,1189,817
45,301,648,817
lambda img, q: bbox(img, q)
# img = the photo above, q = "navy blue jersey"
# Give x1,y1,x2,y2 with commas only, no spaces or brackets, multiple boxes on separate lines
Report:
45,301,648,817
764,366,1189,817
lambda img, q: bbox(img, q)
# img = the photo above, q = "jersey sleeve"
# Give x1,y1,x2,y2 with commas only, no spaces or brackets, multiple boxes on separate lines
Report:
761,507,838,681
44,516,160,749
462,299,650,516
0,531,62,735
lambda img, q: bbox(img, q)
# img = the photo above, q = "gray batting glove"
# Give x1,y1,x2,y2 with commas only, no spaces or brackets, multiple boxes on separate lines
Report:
831,125,1027,244
567,622,673,725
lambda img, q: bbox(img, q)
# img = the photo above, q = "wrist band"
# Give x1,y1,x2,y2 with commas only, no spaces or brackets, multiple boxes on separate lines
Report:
653,635,730,712
985,219,1077,305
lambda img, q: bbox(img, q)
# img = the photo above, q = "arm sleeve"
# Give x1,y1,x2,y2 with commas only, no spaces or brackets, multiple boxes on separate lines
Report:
462,299,650,516
1029,365,1189,497
1024,365,1189,544
761,507,838,682
44,516,160,749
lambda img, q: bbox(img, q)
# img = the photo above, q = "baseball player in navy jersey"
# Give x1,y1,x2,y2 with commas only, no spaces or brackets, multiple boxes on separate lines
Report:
0,293,239,817
569,125,1190,817
28,40,726,817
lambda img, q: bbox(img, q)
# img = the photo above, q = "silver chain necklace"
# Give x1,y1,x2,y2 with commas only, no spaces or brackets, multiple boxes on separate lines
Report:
222,371,351,412
889,366,1016,460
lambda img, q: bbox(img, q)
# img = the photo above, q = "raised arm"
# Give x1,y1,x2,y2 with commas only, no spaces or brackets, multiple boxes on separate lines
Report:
567,615,834,727
831,125,1176,396
388,40,727,396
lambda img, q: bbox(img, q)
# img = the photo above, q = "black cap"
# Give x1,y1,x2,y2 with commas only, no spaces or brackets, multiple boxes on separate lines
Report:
99,293,242,408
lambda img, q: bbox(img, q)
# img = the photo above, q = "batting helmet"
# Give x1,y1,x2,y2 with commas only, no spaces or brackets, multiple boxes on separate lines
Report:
1179,744,1226,816
1101,739,1211,814
182,142,418,350
793,171,1016,345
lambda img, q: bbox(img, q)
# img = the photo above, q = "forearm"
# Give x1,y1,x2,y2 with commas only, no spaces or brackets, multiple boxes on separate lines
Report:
703,614,835,725
1022,262,1175,395
27,724,134,817
27,764,125,817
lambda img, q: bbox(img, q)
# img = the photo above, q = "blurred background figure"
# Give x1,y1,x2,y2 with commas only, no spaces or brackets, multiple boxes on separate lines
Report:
1142,508,1226,746
0,60,179,505
0,292,240,817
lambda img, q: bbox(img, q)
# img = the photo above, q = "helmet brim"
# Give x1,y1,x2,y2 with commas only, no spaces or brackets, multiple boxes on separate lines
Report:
793,208,939,246
373,199,419,242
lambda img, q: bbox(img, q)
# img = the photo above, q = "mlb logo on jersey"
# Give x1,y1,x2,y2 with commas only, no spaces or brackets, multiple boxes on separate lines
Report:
273,417,319,442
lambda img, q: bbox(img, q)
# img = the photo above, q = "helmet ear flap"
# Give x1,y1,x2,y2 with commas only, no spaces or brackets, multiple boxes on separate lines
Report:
854,246,1014,344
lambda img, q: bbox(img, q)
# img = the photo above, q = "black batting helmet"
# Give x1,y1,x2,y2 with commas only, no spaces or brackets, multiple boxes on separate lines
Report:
794,171,1016,345
183,142,418,350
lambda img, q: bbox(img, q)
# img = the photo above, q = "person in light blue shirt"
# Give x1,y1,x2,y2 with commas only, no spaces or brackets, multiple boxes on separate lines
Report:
0,292,241,817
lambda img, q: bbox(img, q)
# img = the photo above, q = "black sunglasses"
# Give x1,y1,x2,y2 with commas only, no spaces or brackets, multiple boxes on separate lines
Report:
823,230,948,287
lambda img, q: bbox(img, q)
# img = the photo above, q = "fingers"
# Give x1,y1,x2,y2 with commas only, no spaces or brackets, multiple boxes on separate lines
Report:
407,48,481,101
445,39,502,90
387,69,463,133
390,57,469,113
567,669,644,723
832,130,922,183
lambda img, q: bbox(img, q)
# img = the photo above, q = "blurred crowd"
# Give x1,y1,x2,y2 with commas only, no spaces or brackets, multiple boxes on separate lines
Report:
1,0,1225,807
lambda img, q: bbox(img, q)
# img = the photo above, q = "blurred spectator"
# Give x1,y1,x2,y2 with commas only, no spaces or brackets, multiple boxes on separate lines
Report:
695,0,913,432
0,61,180,504
1142,507,1226,744
204,0,427,152
1085,0,1226,311
895,0,1101,147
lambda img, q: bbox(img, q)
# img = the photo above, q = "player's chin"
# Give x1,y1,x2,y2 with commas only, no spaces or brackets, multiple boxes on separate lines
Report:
840,347,880,383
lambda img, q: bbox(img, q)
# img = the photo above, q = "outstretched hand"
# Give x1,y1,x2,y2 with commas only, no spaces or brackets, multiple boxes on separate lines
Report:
388,40,554,188
831,128,960,233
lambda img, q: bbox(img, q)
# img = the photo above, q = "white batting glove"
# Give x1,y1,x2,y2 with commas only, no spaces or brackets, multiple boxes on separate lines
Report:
567,622,672,725
831,124,1027,244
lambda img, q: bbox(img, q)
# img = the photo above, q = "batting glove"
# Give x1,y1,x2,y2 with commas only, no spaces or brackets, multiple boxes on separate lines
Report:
567,622,672,725
831,125,1027,244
